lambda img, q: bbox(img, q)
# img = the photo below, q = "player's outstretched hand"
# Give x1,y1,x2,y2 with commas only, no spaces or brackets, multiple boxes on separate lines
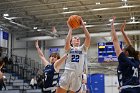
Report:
120,20,126,32
67,21,73,30
112,16,116,23
35,40,39,48
111,16,116,28
80,17,85,27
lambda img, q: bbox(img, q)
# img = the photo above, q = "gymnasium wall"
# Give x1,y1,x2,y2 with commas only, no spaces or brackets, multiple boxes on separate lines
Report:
11,34,140,64
12,34,26,57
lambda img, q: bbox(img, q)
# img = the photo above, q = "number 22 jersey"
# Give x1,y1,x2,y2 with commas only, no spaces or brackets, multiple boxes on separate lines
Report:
65,44,88,75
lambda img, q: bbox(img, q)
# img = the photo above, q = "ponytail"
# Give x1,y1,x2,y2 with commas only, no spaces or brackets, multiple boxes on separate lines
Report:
135,51,140,60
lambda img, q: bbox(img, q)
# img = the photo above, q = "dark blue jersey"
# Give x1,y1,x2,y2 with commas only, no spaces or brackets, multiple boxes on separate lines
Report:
117,52,140,87
43,64,59,88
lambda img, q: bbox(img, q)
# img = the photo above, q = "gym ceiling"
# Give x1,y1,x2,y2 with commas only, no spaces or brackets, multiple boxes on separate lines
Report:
0,0,140,40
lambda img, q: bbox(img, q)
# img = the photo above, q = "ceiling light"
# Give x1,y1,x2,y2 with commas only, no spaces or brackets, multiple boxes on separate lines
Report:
60,11,77,14
96,2,101,5
33,27,38,30
37,29,42,31
91,8,110,11
63,7,68,10
131,16,135,20
109,19,113,22
85,25,95,28
3,13,9,17
83,22,87,24
122,0,127,2
127,21,140,24
130,16,135,22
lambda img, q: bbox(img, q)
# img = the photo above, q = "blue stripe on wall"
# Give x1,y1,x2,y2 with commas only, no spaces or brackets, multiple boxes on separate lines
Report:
3,31,9,40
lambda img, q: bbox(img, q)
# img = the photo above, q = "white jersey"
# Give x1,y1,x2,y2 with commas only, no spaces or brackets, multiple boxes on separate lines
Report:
65,44,88,75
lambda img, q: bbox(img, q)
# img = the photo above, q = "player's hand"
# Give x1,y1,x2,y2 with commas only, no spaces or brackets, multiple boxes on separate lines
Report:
67,21,73,30
79,16,85,26
111,16,116,28
112,16,116,23
120,20,126,32
35,40,39,48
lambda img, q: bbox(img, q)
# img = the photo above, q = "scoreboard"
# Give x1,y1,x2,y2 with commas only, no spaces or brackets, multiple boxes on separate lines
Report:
98,42,123,63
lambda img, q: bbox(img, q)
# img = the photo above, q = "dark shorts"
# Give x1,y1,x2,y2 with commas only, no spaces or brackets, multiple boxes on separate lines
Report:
120,87,140,93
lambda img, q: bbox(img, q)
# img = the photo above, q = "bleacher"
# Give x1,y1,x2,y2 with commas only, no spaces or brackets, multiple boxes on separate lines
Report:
0,54,62,93
0,54,44,93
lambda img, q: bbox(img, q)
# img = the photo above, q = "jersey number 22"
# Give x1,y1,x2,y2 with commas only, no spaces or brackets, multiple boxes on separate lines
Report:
71,55,79,62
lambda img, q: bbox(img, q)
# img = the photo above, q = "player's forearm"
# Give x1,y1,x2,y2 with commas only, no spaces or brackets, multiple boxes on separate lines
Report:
54,54,68,72
36,47,44,57
65,29,72,50
111,22,122,57
111,25,118,42
83,25,90,39
66,29,72,42
121,30,132,46
83,25,91,47
55,54,67,68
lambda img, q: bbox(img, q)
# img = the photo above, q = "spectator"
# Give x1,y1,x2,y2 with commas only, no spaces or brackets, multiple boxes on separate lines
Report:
8,57,13,65
3,56,8,65
30,77,37,89
0,57,6,90
0,76,6,90
37,74,44,91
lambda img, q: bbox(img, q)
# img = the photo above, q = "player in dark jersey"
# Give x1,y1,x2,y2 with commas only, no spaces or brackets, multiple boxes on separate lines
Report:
35,40,68,93
111,16,140,93
120,20,140,61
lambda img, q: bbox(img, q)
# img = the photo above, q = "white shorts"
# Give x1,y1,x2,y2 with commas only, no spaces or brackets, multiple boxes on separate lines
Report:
59,70,82,92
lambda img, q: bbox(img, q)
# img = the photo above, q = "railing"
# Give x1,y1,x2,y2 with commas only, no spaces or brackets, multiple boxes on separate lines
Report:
6,54,43,83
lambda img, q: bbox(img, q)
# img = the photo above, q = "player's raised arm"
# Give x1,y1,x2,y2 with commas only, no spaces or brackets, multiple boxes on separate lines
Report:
64,21,73,52
120,20,132,46
35,40,49,66
54,54,68,72
80,18,91,48
111,17,122,57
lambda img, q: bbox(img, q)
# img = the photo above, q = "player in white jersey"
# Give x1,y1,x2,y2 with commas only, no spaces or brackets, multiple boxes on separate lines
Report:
56,17,91,93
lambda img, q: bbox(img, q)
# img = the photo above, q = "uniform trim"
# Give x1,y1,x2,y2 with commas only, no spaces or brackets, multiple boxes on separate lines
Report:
120,85,140,90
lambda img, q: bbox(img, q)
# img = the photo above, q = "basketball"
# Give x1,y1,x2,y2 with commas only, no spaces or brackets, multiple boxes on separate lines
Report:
68,15,81,29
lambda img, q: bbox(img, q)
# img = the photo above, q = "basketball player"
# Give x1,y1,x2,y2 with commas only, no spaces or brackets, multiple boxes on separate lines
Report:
120,20,140,61
120,20,132,46
111,16,140,93
35,40,68,93
56,17,91,93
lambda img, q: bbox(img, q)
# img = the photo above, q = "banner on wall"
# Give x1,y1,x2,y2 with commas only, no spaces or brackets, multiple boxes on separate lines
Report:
0,30,9,48
49,48,59,55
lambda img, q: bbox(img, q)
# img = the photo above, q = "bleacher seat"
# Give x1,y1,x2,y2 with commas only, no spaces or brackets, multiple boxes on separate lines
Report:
0,90,20,93
26,89,42,93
